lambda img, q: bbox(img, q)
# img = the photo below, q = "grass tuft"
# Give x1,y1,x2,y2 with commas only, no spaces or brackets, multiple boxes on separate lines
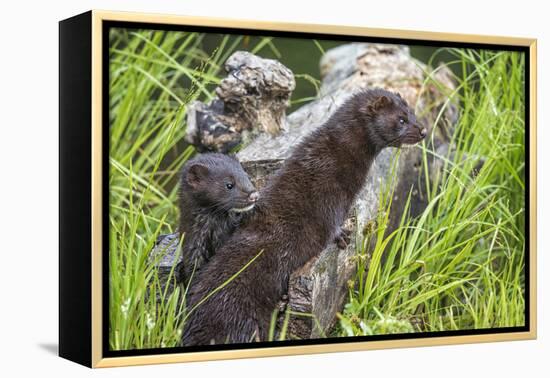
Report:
338,49,525,335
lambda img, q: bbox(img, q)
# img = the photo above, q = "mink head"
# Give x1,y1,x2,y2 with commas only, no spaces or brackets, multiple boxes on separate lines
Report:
354,89,427,149
182,153,259,213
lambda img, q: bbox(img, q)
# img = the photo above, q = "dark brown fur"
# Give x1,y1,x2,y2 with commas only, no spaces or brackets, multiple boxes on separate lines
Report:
178,153,258,285
181,89,427,345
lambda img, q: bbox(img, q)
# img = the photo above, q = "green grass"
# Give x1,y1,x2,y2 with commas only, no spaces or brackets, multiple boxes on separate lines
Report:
108,28,198,351
339,49,525,336
108,27,526,349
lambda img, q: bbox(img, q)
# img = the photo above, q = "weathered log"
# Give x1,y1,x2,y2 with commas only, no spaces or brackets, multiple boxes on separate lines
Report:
185,51,296,152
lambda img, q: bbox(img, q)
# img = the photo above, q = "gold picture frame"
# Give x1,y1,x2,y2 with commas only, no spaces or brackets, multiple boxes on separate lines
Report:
59,9,537,368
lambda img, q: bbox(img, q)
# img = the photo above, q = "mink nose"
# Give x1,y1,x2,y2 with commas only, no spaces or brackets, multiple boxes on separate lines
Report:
248,191,260,203
419,127,427,137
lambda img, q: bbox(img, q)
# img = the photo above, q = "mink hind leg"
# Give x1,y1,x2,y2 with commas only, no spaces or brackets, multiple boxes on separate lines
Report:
181,305,264,346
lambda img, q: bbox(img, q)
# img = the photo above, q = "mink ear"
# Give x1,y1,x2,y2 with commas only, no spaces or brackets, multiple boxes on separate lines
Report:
187,163,209,187
372,95,392,111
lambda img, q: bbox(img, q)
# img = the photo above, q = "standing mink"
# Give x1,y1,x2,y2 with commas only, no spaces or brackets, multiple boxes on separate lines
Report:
182,89,427,345
178,153,259,285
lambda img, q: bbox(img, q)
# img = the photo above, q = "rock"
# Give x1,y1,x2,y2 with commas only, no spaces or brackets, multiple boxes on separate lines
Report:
148,233,183,301
238,42,457,339
185,51,296,152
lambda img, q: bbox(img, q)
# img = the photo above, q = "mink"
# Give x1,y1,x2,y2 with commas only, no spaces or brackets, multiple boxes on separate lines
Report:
181,89,427,345
178,153,259,285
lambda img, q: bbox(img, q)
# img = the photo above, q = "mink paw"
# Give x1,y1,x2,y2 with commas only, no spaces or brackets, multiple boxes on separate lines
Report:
334,228,352,250
277,294,289,313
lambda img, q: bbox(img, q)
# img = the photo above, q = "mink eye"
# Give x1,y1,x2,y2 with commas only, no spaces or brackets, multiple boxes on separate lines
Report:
399,117,406,125
225,183,234,190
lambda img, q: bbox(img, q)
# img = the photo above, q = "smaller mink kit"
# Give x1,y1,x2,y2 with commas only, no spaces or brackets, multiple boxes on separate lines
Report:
177,153,259,285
